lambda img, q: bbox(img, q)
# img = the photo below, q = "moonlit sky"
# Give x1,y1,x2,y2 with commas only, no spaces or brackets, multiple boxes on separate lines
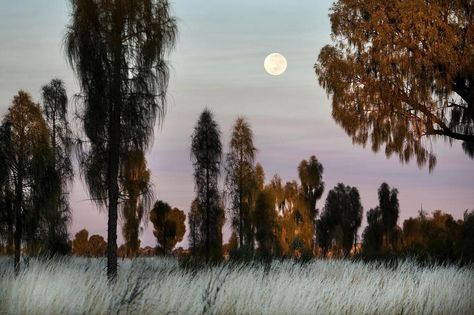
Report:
0,1,473,248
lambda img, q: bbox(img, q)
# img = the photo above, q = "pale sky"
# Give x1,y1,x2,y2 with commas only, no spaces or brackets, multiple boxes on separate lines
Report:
0,1,473,248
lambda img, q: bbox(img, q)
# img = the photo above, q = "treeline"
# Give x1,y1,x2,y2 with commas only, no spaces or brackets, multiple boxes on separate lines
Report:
1,101,473,267
181,109,474,264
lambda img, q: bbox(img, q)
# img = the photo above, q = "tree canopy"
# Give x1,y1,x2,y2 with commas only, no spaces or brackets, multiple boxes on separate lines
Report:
190,109,224,261
65,0,177,279
315,0,474,170
149,200,186,255
41,79,73,256
0,91,51,273
319,183,363,257
225,117,257,250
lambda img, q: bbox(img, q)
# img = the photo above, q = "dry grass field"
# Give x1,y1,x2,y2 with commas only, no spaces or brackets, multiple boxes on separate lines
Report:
0,257,473,314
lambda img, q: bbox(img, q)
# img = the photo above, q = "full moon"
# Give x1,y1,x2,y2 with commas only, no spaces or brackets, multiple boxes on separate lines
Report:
264,53,287,76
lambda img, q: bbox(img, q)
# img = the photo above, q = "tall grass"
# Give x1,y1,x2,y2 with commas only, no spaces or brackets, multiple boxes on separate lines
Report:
0,257,473,314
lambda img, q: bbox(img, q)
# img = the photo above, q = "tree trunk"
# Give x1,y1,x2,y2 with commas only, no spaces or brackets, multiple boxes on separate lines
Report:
238,146,243,249
205,167,210,262
107,130,120,281
14,161,23,276
107,4,123,280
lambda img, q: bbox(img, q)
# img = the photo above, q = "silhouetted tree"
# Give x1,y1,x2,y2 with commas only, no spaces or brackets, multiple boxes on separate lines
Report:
0,91,51,274
298,155,324,249
65,0,177,279
41,78,73,256
320,183,363,257
315,0,474,170
0,123,14,255
149,200,185,255
188,198,202,255
316,213,331,257
362,207,384,257
191,110,224,261
120,151,152,257
378,183,400,250
458,210,474,262
225,117,257,250
255,188,277,260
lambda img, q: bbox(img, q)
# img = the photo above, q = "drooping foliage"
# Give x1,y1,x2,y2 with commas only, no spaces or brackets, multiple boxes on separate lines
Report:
65,0,177,279
315,0,474,170
120,150,152,257
41,79,73,256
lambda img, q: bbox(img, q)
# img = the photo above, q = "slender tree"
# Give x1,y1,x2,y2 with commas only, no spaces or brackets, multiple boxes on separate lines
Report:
298,155,324,250
378,183,400,250
41,79,73,255
315,0,474,170
225,117,257,250
65,0,177,279
190,109,224,261
0,91,51,274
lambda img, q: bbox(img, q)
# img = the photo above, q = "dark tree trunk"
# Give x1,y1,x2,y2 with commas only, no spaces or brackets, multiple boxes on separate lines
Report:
14,161,23,276
106,3,123,281
106,124,120,281
205,167,210,262
238,146,243,249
